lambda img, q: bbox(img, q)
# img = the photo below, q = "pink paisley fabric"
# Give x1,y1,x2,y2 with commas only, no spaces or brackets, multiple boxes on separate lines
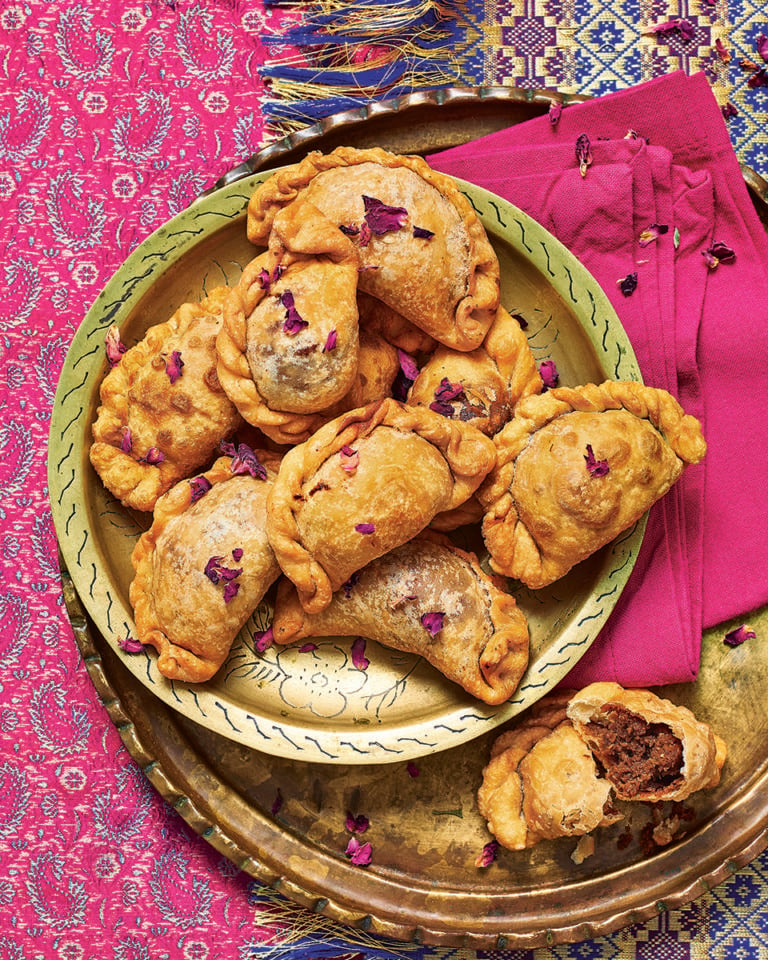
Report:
0,2,307,955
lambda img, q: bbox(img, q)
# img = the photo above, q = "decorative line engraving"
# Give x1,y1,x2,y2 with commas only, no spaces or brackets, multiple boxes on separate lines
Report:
562,264,577,303
215,702,240,732
487,198,507,228
539,240,555,277
189,691,207,718
513,217,532,253
303,736,337,759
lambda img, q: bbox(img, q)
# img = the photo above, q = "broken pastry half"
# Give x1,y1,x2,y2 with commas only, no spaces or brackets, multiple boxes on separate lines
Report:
270,533,529,705
90,287,242,512
216,199,361,445
477,683,725,852
129,447,282,683
478,380,707,589
246,145,500,352
407,305,543,436
567,682,727,803
265,397,498,614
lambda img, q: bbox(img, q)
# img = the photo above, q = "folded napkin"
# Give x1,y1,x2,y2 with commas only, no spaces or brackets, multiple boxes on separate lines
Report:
429,71,768,687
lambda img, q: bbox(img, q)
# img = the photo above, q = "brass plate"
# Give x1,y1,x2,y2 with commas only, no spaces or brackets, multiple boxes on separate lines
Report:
51,87,768,948
49,162,642,764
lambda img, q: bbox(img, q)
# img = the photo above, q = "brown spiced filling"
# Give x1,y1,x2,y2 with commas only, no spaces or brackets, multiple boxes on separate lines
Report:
584,705,684,798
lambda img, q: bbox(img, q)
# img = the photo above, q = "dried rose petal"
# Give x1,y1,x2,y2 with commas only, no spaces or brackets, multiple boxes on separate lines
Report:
539,359,559,390
420,611,445,636
118,635,144,654
584,444,610,477
139,447,164,465
575,133,592,177
339,444,359,473
747,68,768,88
362,195,408,235
475,840,500,868
355,522,375,535
406,761,420,778
351,636,369,671
189,475,212,502
271,789,283,816
339,223,360,238
258,264,284,292
298,642,318,653
715,38,731,63
722,102,738,120
220,440,268,480
757,32,768,62
223,581,240,604
429,376,466,417
231,547,243,562
254,626,274,653
120,428,132,454
280,290,308,335
702,241,736,269
724,624,756,647
345,836,372,867
165,350,184,384
512,312,528,329
396,348,420,383
345,811,370,834
105,325,126,367
548,101,562,125
342,572,359,598
639,223,669,247
648,18,695,40
323,329,337,352
413,225,434,240
204,556,243,586
617,272,638,297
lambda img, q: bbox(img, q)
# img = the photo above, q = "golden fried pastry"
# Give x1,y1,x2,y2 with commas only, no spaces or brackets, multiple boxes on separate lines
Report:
266,397,498,613
90,287,242,512
357,291,437,355
567,682,727,802
216,199,361,444
270,533,529,705
246,146,500,352
478,684,725,853
408,305,542,435
477,693,621,850
129,448,282,683
321,327,400,418
478,381,707,588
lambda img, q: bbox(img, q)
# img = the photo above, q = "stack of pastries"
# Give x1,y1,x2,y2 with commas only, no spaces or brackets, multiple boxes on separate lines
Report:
90,146,721,852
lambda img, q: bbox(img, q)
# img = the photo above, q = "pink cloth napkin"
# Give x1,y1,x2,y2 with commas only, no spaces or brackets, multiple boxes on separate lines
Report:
429,71,768,686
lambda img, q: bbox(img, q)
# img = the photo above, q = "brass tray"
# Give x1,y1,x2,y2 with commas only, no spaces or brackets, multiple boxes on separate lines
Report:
52,87,768,949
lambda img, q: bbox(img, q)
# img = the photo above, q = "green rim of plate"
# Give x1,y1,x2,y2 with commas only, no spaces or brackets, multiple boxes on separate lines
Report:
48,168,644,764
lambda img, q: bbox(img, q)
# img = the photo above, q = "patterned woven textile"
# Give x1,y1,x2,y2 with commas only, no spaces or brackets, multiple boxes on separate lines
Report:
1,2,767,959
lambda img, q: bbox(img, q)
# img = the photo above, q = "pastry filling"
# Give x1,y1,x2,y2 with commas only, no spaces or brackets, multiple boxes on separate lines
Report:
584,705,684,797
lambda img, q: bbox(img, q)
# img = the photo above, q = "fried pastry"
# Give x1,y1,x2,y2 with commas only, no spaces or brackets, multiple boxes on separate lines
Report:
567,682,727,802
90,287,242,512
129,448,282,683
357,291,437,355
321,327,400,418
216,199,361,444
265,397,498,613
270,533,529,705
478,381,707,588
408,305,542,435
477,693,621,850
478,684,725,852
246,146,500,352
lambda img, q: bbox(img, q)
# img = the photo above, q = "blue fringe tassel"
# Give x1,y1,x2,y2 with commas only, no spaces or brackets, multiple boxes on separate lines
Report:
259,0,472,134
